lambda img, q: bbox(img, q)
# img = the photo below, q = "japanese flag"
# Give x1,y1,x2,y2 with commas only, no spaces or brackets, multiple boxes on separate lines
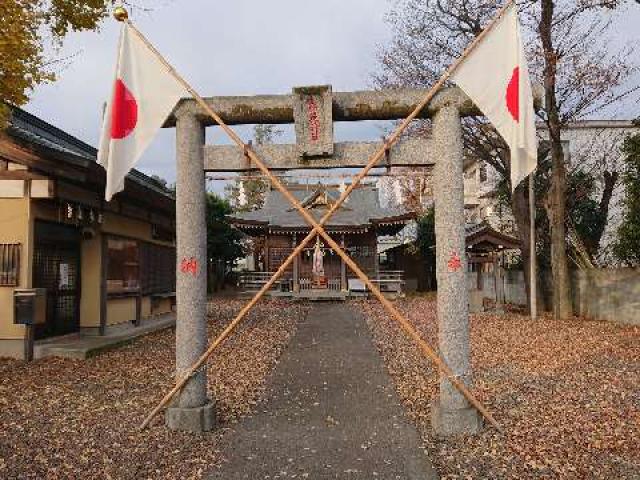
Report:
451,3,537,191
98,23,187,201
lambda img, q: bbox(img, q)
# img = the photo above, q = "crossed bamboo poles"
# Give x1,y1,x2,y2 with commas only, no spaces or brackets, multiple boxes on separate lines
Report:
133,1,514,431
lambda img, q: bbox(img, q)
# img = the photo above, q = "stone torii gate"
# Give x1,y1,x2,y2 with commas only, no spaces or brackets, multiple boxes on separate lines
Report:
165,84,482,435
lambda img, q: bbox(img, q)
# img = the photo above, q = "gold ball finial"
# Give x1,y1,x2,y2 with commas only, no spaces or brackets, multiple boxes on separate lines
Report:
113,6,129,22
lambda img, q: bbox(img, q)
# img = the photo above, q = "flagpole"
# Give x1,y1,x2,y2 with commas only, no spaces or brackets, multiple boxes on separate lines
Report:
529,172,537,319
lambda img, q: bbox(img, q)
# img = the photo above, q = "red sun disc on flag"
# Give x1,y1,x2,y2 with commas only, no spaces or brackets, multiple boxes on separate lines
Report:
506,67,519,122
111,79,138,139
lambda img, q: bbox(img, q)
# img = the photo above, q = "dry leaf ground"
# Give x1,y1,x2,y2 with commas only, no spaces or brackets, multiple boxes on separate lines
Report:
0,298,309,480
358,297,640,479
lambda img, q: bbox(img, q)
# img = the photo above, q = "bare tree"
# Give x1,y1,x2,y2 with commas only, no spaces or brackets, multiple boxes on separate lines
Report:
224,124,283,211
375,0,637,317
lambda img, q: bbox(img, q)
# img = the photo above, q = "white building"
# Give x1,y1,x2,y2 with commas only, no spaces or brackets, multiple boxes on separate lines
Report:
463,120,639,262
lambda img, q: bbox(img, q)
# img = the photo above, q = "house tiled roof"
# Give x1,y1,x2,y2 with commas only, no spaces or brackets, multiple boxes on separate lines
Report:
7,106,174,199
230,185,414,231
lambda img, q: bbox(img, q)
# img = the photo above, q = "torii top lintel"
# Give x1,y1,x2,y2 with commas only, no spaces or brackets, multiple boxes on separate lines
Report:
166,85,480,128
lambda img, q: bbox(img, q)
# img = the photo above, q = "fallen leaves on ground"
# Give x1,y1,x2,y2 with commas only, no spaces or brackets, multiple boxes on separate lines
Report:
358,297,640,479
0,298,309,480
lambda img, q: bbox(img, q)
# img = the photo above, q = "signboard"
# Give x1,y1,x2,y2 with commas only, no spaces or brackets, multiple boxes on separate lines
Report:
293,85,334,158
59,263,70,288
348,278,366,292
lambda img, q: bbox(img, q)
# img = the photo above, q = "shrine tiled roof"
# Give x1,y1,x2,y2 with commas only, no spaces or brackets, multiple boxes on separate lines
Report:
465,221,520,251
229,185,414,233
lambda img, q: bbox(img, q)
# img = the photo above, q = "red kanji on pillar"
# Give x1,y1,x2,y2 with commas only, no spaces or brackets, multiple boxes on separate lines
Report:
180,257,198,276
447,251,462,272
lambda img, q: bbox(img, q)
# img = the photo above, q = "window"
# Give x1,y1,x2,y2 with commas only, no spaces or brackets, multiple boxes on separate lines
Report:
107,238,139,293
0,243,20,286
140,243,176,294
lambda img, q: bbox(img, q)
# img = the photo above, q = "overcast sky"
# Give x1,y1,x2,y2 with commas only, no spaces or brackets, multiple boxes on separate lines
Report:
25,0,639,192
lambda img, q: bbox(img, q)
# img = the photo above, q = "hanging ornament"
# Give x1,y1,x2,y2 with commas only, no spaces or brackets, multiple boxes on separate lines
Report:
89,209,95,223
312,237,325,277
238,181,247,208
338,182,348,202
77,206,83,221
97,212,104,224
66,204,73,219
394,179,403,206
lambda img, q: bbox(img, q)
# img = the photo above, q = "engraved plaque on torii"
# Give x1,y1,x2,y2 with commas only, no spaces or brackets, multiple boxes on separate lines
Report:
292,85,334,158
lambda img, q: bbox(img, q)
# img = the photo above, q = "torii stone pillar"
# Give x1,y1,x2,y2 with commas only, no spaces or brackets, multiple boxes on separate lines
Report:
165,112,216,432
431,104,482,435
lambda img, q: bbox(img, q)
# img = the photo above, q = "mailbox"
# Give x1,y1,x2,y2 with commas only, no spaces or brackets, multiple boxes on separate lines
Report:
14,289,46,325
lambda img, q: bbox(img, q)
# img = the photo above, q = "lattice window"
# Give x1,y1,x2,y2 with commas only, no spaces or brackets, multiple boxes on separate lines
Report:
140,242,176,294
269,247,293,273
0,244,20,286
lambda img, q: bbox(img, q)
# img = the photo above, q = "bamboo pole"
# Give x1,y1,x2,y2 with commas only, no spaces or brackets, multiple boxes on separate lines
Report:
136,0,514,431
529,173,537,319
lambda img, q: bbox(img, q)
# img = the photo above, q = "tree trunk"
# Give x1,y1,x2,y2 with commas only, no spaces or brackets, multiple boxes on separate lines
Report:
586,170,619,257
511,180,532,312
540,0,572,320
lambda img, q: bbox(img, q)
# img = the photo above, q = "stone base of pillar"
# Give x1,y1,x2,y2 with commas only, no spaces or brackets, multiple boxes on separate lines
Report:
430,400,482,436
165,401,217,433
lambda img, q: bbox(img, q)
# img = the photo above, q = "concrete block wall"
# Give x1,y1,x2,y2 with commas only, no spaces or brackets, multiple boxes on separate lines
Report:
572,268,640,326
468,267,640,326
466,271,527,307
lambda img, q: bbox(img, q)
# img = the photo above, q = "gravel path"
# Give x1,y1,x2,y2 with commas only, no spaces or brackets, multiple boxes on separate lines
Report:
208,302,438,480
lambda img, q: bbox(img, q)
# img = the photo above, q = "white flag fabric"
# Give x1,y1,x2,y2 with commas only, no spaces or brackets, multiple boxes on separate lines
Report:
98,23,187,201
451,3,537,190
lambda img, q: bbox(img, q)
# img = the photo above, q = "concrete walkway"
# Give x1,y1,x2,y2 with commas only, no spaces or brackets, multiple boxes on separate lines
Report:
33,313,175,360
209,303,438,479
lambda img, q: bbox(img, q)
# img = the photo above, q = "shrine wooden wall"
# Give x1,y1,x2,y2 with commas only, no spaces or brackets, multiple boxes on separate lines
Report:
264,231,377,279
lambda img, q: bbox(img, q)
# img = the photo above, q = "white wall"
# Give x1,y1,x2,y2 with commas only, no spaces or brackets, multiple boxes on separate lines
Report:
463,121,640,264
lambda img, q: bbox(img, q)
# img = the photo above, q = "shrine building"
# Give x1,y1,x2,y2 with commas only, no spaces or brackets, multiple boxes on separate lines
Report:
229,183,415,299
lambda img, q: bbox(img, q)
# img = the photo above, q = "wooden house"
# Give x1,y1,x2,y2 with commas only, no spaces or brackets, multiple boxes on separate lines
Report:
0,107,176,359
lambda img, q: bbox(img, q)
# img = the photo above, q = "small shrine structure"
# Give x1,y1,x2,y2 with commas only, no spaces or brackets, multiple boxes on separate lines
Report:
230,184,415,299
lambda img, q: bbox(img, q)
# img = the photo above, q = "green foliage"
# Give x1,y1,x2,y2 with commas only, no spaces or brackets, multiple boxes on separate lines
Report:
416,207,436,259
566,171,607,256
0,1,116,126
613,133,640,266
495,154,609,268
225,177,269,212
416,207,437,290
206,193,244,265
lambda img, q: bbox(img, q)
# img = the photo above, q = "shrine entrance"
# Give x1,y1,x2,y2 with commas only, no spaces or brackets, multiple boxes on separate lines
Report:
142,82,500,437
